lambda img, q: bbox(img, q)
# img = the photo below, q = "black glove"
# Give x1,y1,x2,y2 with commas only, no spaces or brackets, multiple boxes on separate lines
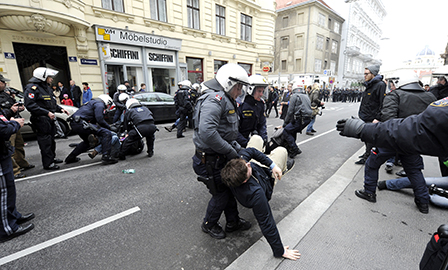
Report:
230,141,242,153
336,117,365,138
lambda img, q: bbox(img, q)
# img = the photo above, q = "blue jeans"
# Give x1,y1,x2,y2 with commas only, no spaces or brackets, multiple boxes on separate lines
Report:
386,177,448,208
364,147,429,204
95,133,120,154
306,116,316,133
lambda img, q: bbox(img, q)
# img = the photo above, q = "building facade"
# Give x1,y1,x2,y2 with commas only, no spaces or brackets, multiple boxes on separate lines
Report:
269,0,344,89
0,0,276,96
336,0,386,89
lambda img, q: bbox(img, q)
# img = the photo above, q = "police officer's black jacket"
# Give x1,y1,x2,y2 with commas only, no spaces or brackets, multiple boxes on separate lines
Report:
174,86,193,113
380,84,436,122
72,99,110,129
360,98,448,157
230,147,284,258
429,83,448,100
0,91,17,119
113,91,126,111
123,103,154,131
0,108,20,160
237,95,267,146
358,75,386,122
24,77,63,116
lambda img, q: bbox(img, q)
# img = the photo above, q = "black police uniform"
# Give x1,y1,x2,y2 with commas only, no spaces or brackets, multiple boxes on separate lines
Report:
24,77,64,169
65,99,114,163
120,103,157,157
174,86,193,138
0,108,25,238
237,95,267,148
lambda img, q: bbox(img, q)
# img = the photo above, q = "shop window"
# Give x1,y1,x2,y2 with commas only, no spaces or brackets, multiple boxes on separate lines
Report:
101,0,124,12
187,57,203,84
214,60,227,74
241,13,252,42
216,4,225,35
150,0,167,22
187,0,200,30
238,63,252,76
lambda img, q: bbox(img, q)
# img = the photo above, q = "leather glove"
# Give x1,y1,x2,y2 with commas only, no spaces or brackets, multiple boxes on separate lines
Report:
336,116,365,138
230,141,242,153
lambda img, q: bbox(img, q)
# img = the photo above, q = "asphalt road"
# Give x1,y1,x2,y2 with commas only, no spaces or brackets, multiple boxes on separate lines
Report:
0,101,363,269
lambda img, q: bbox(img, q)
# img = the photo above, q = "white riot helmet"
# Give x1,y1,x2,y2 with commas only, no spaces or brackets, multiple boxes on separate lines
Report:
179,80,192,88
192,83,200,91
117,84,127,92
215,63,250,93
119,93,129,103
126,98,140,109
33,67,58,81
98,94,113,106
247,74,268,96
387,70,420,91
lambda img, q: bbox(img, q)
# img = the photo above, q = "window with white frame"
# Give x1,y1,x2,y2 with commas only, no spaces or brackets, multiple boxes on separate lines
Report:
331,40,338,54
241,13,252,41
314,59,322,72
102,0,124,12
216,4,225,35
334,21,340,34
318,13,326,27
330,60,336,74
316,35,324,51
187,0,200,29
150,0,167,22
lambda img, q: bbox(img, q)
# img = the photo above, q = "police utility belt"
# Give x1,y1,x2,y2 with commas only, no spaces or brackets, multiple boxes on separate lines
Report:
195,149,228,196
68,115,99,132
195,149,226,166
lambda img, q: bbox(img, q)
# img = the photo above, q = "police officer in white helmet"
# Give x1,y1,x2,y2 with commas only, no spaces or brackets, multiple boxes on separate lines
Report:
24,67,70,170
192,63,252,239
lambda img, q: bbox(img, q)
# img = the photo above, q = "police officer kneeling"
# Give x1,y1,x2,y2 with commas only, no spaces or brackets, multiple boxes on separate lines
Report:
118,98,157,160
65,94,117,165
24,67,70,170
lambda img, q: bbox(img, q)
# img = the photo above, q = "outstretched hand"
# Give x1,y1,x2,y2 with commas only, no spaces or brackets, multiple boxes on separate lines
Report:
272,165,282,181
282,246,301,261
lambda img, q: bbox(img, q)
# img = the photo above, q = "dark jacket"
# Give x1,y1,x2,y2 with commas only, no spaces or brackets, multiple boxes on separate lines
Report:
71,85,82,103
0,108,21,160
72,98,110,130
268,90,278,103
174,86,193,114
358,75,386,122
429,84,448,100
284,91,312,125
113,91,126,111
59,86,72,103
24,78,63,116
237,95,267,147
360,98,448,157
230,147,284,257
123,103,154,131
0,91,17,119
380,84,436,121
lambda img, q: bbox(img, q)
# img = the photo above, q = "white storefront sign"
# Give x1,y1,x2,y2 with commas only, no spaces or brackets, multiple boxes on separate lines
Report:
95,26,182,51
147,48,176,67
105,44,142,65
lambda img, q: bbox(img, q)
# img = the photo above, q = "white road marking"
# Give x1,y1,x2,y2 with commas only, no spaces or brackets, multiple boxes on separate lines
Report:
297,128,335,145
15,162,103,182
0,206,141,266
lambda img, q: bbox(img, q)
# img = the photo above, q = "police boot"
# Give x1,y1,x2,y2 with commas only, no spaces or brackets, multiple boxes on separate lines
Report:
102,154,118,165
201,222,226,239
65,155,80,164
225,218,251,233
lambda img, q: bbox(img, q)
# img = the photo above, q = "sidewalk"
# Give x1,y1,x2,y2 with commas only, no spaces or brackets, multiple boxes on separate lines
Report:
226,148,446,270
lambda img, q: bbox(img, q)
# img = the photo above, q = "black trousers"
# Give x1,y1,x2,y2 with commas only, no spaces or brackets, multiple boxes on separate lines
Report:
31,116,56,168
121,123,156,155
0,156,21,237
68,121,112,157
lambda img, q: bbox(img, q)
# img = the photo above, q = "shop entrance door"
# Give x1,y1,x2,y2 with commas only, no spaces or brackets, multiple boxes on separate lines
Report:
107,65,124,97
13,43,70,90
152,68,170,94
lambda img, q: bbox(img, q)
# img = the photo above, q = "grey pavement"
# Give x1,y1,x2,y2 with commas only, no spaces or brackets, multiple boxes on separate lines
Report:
226,148,446,270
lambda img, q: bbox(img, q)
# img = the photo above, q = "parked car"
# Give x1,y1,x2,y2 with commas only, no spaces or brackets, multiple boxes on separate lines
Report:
8,87,78,136
132,92,177,122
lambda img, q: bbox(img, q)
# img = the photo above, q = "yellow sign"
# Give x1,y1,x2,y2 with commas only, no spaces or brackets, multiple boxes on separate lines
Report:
97,28,110,41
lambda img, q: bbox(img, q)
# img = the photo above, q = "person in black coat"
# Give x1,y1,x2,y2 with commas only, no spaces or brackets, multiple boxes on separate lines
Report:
355,65,386,165
58,81,71,103
69,80,82,108
266,85,279,117
118,98,157,159
220,147,300,260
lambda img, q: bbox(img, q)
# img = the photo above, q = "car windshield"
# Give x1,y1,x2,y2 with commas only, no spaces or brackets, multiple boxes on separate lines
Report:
156,93,174,102
135,93,158,102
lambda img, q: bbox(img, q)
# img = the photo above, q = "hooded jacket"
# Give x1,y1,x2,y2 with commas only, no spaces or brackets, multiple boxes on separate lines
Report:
358,75,386,122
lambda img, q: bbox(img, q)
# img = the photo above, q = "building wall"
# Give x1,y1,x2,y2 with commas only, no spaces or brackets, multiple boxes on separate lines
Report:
271,0,344,89
0,0,276,96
